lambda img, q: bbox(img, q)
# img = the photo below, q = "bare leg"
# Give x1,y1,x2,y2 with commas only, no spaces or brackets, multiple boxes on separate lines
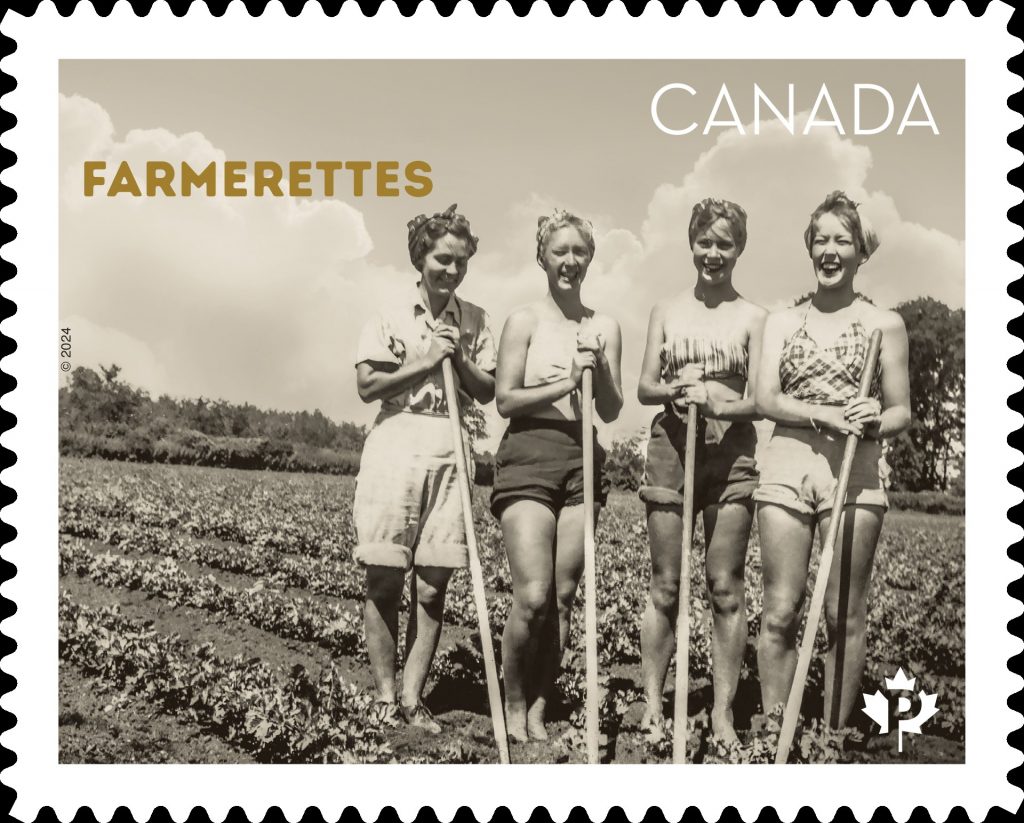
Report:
703,501,753,743
364,566,406,702
527,502,593,740
821,505,884,728
756,503,815,713
640,504,683,734
499,500,557,743
401,565,454,708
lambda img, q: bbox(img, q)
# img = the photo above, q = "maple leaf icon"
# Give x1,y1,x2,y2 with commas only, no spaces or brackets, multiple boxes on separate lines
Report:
862,690,890,734
862,668,940,753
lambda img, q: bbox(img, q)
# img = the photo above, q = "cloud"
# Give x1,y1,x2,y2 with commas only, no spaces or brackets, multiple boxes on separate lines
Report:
60,93,380,421
567,115,964,441
61,97,962,449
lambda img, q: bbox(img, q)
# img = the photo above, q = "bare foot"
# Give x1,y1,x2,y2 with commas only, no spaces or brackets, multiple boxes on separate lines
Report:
526,703,548,741
711,710,740,745
640,708,667,744
506,706,529,743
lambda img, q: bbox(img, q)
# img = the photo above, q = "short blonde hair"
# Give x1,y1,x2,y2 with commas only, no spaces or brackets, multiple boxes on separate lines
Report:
536,209,596,261
804,191,879,262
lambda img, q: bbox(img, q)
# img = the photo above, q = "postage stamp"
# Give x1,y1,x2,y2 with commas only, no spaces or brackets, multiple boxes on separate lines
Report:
0,2,1020,821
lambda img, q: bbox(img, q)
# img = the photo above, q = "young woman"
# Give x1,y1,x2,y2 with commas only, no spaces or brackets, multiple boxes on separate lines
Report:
492,210,623,742
352,204,496,733
754,191,910,730
637,198,766,745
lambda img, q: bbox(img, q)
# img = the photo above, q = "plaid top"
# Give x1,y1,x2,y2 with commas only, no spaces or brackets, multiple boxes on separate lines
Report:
780,313,882,406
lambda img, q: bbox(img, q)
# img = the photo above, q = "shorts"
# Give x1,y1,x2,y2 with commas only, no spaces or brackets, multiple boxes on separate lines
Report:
639,409,759,513
490,417,609,518
753,424,888,516
352,411,471,570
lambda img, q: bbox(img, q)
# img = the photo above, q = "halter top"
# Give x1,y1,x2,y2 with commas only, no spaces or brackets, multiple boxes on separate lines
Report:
780,303,882,406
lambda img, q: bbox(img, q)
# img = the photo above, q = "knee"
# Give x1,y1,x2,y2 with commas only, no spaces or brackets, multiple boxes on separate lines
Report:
707,575,743,617
824,600,867,638
515,581,552,622
761,596,803,640
649,576,680,615
415,575,449,611
366,571,404,606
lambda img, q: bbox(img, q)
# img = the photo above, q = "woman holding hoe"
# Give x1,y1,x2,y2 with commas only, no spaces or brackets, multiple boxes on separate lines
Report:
492,209,623,743
637,197,766,747
352,204,497,733
754,191,910,733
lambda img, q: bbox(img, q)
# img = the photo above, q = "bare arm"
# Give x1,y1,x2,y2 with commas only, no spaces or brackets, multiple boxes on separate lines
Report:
449,327,496,405
495,310,577,418
637,303,677,406
846,311,911,439
589,317,624,423
356,326,454,404
754,311,861,435
700,307,766,422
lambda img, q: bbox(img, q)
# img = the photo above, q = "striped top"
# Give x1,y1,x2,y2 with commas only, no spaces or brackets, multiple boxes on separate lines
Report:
780,307,882,406
661,336,748,382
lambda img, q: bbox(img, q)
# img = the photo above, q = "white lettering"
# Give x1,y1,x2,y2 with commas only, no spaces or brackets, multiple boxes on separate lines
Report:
804,84,846,135
898,84,940,135
651,83,698,136
754,84,794,135
854,84,895,135
703,84,746,135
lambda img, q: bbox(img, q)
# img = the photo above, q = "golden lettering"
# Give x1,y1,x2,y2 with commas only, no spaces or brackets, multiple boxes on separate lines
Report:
181,162,217,196
376,160,400,197
107,161,142,197
404,161,433,197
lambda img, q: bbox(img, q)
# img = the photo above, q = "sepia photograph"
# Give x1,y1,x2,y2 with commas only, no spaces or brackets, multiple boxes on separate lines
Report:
54,58,967,767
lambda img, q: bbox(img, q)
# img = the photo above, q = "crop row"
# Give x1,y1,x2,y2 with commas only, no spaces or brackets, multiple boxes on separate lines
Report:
60,458,965,742
59,593,394,763
60,538,364,658
61,458,358,556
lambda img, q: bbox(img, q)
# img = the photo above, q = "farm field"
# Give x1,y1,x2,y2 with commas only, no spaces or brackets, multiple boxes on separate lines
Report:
58,457,965,764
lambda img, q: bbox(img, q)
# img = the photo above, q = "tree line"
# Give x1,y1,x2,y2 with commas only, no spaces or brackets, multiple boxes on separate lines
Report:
59,297,963,497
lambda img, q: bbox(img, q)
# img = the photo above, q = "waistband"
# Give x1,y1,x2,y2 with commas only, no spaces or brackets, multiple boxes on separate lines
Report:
507,417,593,439
772,424,883,451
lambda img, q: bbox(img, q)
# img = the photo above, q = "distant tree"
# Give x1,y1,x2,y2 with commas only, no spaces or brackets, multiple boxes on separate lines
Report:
604,434,646,491
888,298,964,492
59,363,150,435
462,404,488,444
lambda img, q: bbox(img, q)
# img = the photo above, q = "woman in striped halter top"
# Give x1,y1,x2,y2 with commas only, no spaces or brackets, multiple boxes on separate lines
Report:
754,192,911,736
636,198,767,748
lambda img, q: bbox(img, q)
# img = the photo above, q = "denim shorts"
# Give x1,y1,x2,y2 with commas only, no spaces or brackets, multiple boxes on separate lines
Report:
639,409,759,513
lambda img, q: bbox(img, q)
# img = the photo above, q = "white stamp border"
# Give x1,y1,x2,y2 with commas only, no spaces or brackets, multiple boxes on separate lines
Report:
1,2,1021,821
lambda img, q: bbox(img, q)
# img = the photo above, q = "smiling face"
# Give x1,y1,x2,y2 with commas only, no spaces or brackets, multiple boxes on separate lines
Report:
691,217,740,287
418,232,471,308
539,225,592,293
809,212,861,290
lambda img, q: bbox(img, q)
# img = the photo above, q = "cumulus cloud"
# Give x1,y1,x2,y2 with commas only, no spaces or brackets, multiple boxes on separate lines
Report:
60,93,381,421
555,114,964,442
60,97,961,448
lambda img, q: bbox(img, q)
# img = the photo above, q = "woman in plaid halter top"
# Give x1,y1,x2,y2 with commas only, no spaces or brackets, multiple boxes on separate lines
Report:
754,192,911,735
780,300,884,406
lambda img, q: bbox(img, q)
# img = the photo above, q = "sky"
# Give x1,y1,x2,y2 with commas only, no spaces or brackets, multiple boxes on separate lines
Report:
58,60,964,449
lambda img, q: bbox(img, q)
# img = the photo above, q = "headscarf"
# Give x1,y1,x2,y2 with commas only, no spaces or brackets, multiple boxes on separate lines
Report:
536,209,596,260
407,203,479,270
